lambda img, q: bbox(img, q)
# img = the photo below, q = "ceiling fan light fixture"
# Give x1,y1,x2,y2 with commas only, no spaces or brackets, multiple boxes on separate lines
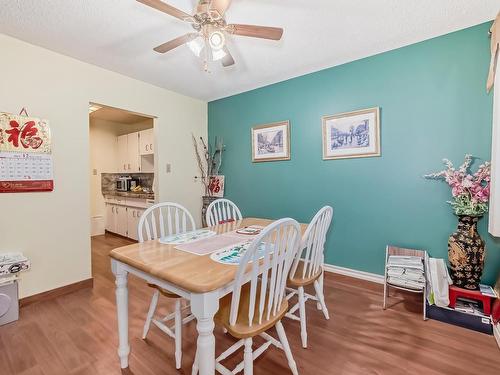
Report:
211,47,227,61
187,37,204,57
208,30,225,50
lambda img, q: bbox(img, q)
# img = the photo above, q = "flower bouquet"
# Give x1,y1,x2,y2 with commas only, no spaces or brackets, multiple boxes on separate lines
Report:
424,154,490,216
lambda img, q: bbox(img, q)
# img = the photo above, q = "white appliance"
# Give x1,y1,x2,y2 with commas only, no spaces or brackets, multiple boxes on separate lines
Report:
0,278,18,326
0,252,30,326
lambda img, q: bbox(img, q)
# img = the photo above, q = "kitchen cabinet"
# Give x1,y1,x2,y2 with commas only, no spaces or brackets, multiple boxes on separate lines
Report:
105,203,128,237
106,204,117,232
117,135,128,173
105,197,152,240
127,207,145,241
127,133,141,172
139,129,154,156
115,205,128,237
117,133,141,173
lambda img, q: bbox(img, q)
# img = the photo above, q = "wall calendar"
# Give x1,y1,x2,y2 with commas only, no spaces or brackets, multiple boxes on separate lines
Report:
0,111,54,192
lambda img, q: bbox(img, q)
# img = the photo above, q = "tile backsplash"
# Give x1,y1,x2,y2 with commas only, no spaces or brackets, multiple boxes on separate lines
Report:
101,173,154,193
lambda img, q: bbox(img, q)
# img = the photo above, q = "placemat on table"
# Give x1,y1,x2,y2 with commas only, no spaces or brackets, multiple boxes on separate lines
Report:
159,229,216,245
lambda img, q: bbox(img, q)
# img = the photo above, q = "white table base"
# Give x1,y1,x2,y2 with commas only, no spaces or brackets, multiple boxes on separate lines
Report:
111,259,223,375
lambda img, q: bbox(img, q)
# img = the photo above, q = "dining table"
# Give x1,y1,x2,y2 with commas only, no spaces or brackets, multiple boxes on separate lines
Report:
109,217,307,375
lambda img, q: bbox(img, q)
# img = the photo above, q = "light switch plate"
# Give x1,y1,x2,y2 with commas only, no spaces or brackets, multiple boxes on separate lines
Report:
92,169,97,176
166,163,171,173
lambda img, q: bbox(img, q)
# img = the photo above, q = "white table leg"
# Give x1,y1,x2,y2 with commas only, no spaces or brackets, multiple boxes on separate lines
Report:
112,260,130,369
190,291,219,375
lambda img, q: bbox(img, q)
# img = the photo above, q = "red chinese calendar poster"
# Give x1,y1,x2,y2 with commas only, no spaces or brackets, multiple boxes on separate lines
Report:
0,112,54,192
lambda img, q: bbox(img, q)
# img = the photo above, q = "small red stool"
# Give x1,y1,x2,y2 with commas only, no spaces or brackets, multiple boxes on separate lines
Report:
493,299,500,323
448,285,492,315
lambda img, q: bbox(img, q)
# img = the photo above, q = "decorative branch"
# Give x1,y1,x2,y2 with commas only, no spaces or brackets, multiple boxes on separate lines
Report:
192,134,208,195
192,133,225,196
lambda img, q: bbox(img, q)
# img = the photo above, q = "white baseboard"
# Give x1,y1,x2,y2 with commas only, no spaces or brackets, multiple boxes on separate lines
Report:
323,263,385,284
90,216,105,236
494,324,500,350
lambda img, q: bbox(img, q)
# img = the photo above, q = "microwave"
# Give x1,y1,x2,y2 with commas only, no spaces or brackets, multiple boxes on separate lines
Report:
116,177,130,191
116,177,140,192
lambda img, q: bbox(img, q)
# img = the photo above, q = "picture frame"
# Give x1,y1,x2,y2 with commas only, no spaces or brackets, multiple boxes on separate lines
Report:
251,120,290,162
322,107,380,160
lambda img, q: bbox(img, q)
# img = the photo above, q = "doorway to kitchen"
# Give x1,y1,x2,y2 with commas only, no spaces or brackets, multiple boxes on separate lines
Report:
88,103,156,242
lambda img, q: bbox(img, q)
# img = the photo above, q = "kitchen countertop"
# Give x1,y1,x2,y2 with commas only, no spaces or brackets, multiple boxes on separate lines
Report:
103,191,155,200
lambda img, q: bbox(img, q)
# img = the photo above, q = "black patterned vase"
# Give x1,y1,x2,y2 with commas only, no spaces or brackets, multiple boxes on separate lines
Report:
448,215,486,290
201,195,217,227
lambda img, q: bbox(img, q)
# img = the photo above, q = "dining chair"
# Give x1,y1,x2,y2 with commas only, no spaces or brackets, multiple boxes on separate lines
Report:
206,198,242,226
192,218,302,375
285,206,333,348
138,202,197,369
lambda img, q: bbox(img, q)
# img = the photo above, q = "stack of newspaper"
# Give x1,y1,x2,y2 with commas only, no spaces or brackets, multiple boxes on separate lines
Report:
386,255,425,290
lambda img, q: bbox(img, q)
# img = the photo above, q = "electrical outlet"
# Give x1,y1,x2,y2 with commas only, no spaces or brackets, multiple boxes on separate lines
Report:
166,163,171,173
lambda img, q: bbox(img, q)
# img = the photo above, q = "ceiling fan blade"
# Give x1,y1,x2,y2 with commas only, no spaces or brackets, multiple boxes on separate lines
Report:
137,0,191,21
221,46,235,67
228,24,283,40
211,0,232,16
154,33,198,53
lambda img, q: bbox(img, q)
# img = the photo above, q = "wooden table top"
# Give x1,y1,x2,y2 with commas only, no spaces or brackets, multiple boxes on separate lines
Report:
109,218,307,294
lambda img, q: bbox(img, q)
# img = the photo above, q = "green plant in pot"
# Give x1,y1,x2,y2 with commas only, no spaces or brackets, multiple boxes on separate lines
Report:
425,154,491,290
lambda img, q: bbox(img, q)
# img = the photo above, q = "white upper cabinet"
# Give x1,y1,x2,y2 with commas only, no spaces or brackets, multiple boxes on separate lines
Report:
139,129,154,156
127,133,141,173
116,129,154,174
117,135,128,173
117,132,143,173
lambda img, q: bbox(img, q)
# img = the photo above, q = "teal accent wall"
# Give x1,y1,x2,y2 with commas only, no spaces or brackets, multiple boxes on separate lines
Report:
208,22,500,285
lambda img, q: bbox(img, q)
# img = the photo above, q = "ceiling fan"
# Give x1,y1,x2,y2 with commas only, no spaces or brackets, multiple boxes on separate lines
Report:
137,0,284,70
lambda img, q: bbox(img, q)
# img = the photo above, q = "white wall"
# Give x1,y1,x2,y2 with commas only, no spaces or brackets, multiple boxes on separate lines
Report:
0,34,207,298
89,119,119,235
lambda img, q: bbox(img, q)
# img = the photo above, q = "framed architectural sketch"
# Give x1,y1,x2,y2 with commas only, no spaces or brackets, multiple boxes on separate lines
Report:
322,107,380,160
251,121,290,162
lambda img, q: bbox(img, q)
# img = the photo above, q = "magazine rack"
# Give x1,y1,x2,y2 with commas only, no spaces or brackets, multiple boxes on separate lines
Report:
383,245,428,320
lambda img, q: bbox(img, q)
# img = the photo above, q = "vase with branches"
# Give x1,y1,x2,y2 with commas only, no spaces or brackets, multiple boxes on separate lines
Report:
192,134,225,196
192,134,225,226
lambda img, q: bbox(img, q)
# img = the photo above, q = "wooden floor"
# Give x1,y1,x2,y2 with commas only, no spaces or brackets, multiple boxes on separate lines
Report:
1,233,499,375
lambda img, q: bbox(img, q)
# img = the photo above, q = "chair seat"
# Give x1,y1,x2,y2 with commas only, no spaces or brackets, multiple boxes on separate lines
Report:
215,283,289,339
147,283,181,299
288,260,323,287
